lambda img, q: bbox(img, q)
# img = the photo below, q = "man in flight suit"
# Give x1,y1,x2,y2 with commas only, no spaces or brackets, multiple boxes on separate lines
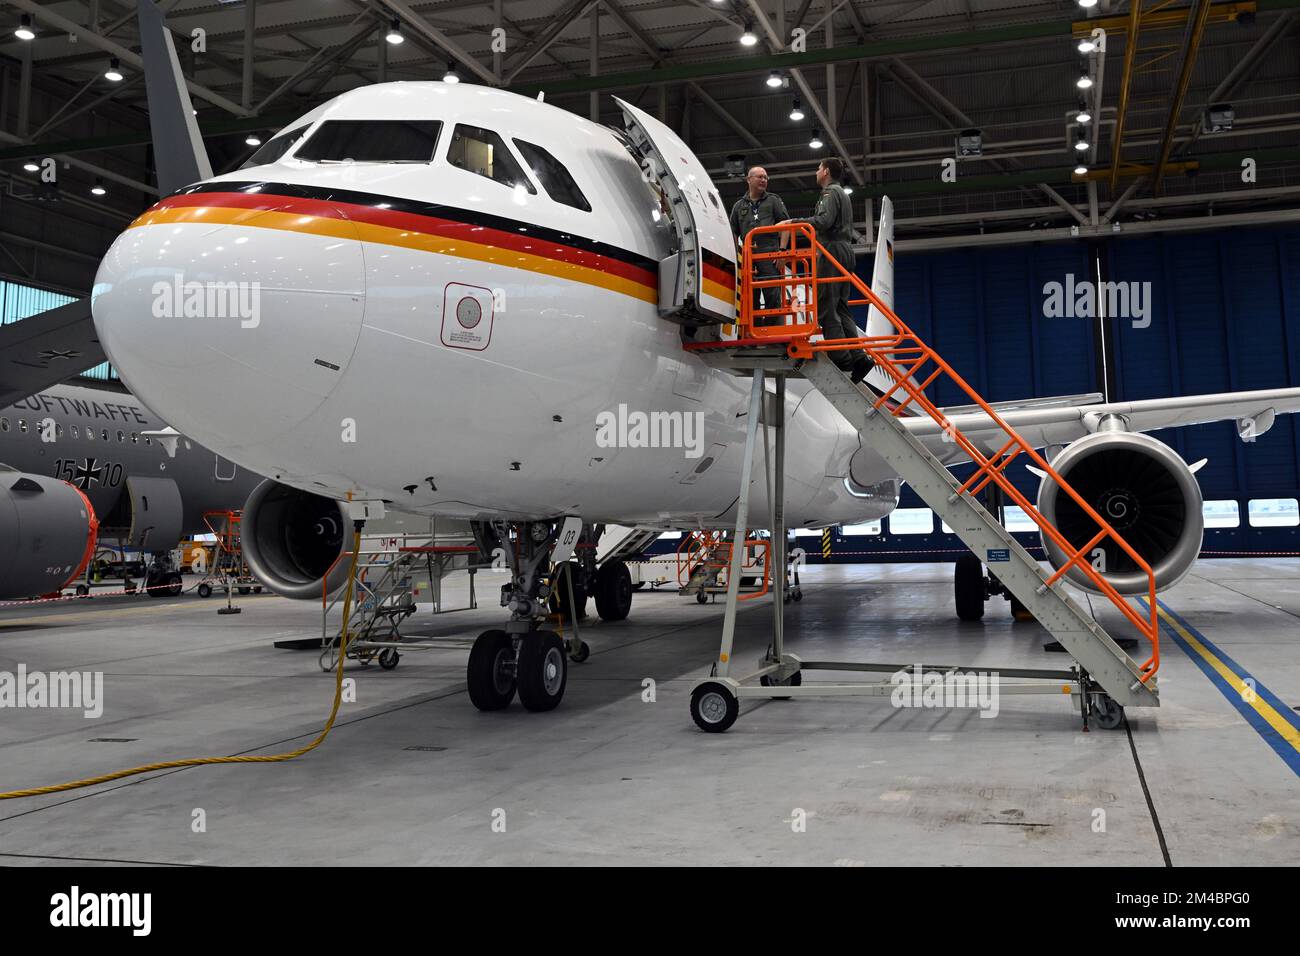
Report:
780,157,873,383
728,166,789,325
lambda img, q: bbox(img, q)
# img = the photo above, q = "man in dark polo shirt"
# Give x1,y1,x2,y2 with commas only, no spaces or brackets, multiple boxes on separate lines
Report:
728,166,789,325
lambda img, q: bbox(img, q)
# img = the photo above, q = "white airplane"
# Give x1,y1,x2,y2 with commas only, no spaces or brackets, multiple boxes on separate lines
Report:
75,12,1300,714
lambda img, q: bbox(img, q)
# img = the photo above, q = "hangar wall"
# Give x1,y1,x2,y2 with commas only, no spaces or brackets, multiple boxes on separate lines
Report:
826,225,1300,563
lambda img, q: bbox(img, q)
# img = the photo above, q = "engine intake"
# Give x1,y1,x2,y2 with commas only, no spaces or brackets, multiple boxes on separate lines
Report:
241,479,348,599
1037,431,1202,595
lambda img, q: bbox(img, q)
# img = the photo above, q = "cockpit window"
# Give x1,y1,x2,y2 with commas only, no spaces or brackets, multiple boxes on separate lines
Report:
294,120,443,163
447,124,536,193
512,139,591,212
241,124,311,168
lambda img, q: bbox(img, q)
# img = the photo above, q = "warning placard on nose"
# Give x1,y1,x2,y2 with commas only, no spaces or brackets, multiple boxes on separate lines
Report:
440,282,495,351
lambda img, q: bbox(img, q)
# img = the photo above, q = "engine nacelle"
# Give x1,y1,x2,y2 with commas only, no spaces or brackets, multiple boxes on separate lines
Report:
1037,431,1202,595
241,479,348,599
0,469,99,599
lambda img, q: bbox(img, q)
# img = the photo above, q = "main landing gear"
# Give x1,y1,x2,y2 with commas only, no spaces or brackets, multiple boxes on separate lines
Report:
466,520,627,713
145,551,184,598
954,552,1031,623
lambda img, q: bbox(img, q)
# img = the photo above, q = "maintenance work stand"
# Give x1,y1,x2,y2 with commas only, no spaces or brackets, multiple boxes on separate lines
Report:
681,222,1162,733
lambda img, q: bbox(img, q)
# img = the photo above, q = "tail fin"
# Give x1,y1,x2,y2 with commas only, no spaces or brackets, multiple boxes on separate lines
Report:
136,0,212,193
865,196,895,337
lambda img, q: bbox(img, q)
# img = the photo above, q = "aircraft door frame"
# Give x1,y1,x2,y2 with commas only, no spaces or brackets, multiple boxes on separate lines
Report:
613,97,736,326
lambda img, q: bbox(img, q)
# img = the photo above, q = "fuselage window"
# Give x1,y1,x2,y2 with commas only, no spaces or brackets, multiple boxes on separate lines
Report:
18,419,26,433
512,139,591,212
241,123,312,168
71,424,79,439
87,427,95,440
447,124,536,193
117,430,125,443
131,432,138,443
0,418,7,432
294,120,442,163
101,428,109,441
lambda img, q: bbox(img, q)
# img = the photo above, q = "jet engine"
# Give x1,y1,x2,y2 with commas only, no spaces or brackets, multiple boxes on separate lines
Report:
0,468,99,600
241,479,349,599
1036,429,1203,595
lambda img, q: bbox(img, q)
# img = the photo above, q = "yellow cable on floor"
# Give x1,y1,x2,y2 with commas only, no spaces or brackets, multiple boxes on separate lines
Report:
0,526,364,801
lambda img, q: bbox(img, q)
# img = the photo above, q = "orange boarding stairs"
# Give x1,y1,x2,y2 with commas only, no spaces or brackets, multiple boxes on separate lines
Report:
686,222,1159,710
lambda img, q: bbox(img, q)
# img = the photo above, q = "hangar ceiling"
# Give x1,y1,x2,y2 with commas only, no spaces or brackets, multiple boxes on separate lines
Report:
1,0,1298,293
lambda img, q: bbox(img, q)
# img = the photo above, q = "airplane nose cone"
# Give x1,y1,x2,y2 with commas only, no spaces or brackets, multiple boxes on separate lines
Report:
92,191,366,447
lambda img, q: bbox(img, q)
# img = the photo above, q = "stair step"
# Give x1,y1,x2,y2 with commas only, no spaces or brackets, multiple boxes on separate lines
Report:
802,354,1158,708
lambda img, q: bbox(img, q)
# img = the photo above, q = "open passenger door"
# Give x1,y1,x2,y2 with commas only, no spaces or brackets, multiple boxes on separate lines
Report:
613,97,737,326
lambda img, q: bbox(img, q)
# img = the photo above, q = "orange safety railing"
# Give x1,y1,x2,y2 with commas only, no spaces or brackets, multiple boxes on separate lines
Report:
676,530,771,601
730,222,1160,681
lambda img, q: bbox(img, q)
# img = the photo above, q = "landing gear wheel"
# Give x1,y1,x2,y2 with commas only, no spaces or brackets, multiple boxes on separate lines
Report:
1092,693,1124,730
594,560,633,621
954,553,986,622
197,583,213,599
146,575,165,598
569,640,590,663
1009,594,1034,622
467,629,517,711
690,682,739,733
379,648,401,670
516,630,567,712
163,572,183,597
761,670,802,700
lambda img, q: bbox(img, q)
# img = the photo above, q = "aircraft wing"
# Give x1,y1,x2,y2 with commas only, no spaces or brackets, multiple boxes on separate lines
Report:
904,387,1300,464
0,299,105,407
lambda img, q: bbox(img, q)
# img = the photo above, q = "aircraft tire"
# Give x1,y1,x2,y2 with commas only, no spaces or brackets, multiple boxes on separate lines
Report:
467,629,516,711
954,553,986,622
594,560,633,621
516,630,567,712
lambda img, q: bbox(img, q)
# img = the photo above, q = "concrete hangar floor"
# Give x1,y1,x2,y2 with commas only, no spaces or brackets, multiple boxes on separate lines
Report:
0,559,1296,867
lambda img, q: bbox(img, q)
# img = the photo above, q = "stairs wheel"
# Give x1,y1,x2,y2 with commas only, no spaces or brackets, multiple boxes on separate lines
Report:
690,682,739,733
696,591,709,605
1093,692,1124,730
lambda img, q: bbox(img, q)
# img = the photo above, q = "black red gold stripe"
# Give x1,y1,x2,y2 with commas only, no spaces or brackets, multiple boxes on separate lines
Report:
129,181,736,305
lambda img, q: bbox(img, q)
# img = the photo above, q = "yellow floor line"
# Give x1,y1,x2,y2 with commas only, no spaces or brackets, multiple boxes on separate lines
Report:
1156,605,1300,754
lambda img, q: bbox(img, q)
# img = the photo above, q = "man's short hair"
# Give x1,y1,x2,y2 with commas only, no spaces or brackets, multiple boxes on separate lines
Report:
820,157,844,182
747,167,767,179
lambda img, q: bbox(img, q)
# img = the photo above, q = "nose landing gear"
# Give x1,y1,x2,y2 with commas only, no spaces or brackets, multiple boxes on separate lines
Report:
466,520,590,714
